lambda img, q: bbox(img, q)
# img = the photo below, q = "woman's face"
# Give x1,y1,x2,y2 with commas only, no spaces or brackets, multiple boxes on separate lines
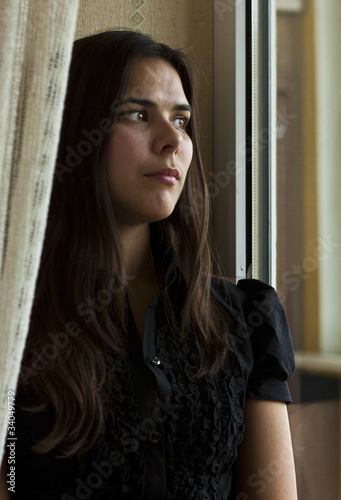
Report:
106,57,193,227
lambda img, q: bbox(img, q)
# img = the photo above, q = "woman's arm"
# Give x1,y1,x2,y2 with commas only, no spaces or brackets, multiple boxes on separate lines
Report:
0,457,10,500
236,398,297,500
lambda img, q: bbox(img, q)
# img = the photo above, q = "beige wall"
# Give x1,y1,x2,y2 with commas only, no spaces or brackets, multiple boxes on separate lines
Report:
314,0,341,353
75,0,213,171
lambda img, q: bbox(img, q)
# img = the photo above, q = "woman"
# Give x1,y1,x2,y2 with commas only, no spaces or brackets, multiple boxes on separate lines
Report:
0,30,297,499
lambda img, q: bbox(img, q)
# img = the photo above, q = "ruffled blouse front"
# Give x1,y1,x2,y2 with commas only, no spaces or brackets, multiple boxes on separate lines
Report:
11,276,295,499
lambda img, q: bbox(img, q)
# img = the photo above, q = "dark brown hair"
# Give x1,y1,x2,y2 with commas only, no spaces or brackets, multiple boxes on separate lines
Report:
20,30,231,457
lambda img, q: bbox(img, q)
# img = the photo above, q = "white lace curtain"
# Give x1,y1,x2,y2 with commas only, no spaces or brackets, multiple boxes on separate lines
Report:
0,0,79,465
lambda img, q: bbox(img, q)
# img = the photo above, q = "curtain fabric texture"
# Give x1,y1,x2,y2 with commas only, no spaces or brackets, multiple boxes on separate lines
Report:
0,0,79,465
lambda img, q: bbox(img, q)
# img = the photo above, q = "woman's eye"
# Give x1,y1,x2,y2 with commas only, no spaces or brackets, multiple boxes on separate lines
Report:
129,110,146,122
172,116,189,130
119,110,147,122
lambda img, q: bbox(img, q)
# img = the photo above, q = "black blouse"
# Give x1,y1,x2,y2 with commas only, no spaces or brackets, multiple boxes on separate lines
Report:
10,276,294,499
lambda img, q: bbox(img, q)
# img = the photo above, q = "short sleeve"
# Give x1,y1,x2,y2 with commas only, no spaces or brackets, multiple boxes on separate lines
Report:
237,279,295,403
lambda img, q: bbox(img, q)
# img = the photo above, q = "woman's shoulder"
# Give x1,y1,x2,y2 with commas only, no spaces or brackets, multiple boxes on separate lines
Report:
210,275,280,316
211,276,295,400
210,275,293,355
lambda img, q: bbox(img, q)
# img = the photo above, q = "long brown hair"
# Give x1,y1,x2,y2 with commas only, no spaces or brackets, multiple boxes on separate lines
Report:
20,30,231,457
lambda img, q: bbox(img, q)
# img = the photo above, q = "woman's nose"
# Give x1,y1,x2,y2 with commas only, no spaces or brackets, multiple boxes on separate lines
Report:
152,120,183,155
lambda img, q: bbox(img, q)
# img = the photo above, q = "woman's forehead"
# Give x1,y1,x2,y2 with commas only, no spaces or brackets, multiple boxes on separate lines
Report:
123,57,188,105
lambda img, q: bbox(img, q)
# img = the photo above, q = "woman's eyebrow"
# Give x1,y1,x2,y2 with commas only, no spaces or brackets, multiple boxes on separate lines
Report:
173,103,192,114
119,97,192,114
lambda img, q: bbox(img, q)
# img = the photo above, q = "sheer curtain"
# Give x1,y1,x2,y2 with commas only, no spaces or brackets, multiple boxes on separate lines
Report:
0,0,79,464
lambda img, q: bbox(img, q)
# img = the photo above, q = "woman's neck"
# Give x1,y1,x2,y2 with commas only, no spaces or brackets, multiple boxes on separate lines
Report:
119,223,153,281
119,223,162,339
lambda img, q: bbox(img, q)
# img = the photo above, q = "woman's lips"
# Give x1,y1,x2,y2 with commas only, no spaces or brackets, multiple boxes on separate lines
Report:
145,167,180,185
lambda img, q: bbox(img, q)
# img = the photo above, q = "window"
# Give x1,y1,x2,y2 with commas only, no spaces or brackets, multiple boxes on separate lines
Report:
214,1,341,497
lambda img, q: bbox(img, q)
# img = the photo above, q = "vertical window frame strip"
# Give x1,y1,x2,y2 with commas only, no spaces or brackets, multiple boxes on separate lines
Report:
235,0,247,280
248,0,277,285
213,1,247,282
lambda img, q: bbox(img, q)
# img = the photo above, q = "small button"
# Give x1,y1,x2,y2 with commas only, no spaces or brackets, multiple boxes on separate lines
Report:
149,430,162,444
148,356,161,366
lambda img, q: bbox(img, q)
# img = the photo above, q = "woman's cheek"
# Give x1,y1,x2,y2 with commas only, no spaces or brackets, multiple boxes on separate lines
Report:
182,139,193,173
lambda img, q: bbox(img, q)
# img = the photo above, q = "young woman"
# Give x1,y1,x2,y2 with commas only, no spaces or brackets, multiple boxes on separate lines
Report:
0,30,297,499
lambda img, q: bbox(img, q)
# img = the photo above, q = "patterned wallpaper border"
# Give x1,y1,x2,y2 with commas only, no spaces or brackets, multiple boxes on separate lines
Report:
129,0,145,32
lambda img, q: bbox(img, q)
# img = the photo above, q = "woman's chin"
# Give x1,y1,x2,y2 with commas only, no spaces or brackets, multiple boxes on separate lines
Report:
115,206,176,226
137,200,178,223
146,208,176,224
